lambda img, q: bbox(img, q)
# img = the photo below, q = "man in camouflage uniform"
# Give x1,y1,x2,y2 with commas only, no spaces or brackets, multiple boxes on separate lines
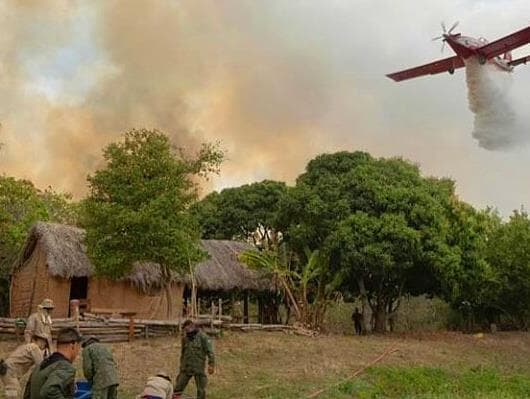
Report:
24,328,82,399
0,334,48,399
25,299,55,354
173,320,215,399
81,336,119,399
139,371,173,399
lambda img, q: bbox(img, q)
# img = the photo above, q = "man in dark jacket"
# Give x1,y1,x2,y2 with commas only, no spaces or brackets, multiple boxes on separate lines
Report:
173,320,215,399
351,307,363,335
24,328,82,399
81,336,119,399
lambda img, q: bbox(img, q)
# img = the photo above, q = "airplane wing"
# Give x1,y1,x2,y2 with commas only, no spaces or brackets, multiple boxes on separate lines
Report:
386,55,464,82
477,26,530,60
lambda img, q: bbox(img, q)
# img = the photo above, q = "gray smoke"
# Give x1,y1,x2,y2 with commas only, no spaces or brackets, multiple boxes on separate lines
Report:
465,57,528,150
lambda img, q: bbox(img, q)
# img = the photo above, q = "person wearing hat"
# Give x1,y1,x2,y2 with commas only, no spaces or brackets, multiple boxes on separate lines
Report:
173,320,215,399
24,299,55,354
81,336,119,399
138,371,173,399
0,334,48,399
23,327,82,399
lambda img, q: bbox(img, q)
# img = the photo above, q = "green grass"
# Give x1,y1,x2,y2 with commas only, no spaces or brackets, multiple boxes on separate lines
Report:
329,366,530,399
118,366,530,399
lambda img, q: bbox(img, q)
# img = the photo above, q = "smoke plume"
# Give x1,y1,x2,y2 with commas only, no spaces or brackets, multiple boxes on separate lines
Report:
0,1,339,196
465,57,528,150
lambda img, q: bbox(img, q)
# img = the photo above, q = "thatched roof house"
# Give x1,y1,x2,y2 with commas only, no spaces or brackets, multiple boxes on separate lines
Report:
10,222,270,320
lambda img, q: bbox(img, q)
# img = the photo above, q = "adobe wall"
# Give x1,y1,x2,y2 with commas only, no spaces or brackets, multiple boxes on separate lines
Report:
10,243,57,317
11,240,185,320
88,279,184,320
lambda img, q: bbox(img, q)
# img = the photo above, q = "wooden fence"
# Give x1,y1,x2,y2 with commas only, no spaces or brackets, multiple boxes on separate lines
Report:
0,316,307,343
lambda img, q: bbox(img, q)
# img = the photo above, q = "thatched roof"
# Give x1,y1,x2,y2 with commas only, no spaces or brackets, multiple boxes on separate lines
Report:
17,222,272,292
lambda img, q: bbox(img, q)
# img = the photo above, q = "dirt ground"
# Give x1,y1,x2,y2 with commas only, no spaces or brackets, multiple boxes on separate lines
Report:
1,330,529,398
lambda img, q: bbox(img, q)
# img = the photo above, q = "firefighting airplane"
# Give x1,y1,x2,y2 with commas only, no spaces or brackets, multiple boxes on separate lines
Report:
387,22,530,82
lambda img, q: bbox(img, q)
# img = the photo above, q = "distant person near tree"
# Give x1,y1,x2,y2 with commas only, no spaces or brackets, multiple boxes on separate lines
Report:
81,336,119,399
173,320,215,399
351,307,363,335
25,299,55,355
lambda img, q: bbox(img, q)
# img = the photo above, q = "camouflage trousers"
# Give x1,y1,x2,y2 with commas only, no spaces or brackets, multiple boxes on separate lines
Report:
92,384,118,399
1,371,20,399
174,371,207,399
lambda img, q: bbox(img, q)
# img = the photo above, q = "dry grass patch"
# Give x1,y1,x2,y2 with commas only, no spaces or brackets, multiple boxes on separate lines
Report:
1,331,529,398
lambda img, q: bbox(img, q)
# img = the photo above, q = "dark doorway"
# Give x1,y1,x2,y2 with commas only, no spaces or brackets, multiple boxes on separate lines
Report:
69,277,88,301
69,277,88,317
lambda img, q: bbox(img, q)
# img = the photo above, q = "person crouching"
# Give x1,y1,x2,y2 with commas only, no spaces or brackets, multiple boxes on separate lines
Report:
81,336,119,399
138,371,173,399
0,334,48,399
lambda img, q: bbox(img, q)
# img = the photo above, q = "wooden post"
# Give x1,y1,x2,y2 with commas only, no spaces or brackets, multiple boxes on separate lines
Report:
69,300,80,333
210,301,215,328
218,298,222,321
243,291,249,324
257,296,263,324
128,316,135,342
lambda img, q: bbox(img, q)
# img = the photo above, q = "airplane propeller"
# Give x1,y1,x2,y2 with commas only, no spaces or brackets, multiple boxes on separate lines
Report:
432,21,459,52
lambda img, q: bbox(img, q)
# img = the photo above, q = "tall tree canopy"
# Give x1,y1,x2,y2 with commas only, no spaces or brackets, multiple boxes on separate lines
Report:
278,151,461,332
81,129,223,294
192,180,287,248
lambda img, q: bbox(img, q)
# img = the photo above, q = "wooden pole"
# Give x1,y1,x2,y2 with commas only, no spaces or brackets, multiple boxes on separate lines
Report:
128,316,135,342
218,298,222,321
258,296,263,324
69,300,80,333
210,301,214,329
243,291,249,324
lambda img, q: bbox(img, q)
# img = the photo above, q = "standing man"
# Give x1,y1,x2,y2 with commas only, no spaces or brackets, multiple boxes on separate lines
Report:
24,327,82,399
0,334,48,399
351,307,363,336
173,320,215,399
81,336,119,399
25,299,55,354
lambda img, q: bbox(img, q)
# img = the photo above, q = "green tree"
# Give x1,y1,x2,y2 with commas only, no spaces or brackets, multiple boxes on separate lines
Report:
440,204,501,330
0,176,76,315
81,129,223,317
486,209,530,329
192,180,287,248
326,212,421,332
278,151,460,332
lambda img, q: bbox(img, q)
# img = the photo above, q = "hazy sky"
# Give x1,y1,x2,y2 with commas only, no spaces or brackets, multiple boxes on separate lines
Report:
1,0,529,215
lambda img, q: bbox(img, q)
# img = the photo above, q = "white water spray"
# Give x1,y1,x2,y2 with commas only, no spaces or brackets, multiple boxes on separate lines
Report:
465,57,528,150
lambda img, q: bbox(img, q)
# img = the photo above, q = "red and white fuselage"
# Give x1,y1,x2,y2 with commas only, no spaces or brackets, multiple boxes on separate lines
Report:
445,34,513,72
386,25,530,82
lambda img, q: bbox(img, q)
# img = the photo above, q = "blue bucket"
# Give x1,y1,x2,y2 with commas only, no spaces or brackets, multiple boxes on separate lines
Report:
75,381,91,399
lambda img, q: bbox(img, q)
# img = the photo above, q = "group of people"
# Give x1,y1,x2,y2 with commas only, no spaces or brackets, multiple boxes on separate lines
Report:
1,299,216,399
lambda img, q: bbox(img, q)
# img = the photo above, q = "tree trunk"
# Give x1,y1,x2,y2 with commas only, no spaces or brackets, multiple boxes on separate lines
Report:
188,260,198,319
373,301,387,333
280,277,302,321
357,277,370,334
243,291,249,324
161,266,174,319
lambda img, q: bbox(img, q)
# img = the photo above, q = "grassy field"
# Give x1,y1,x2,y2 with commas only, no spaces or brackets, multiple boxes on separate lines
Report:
1,331,529,398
